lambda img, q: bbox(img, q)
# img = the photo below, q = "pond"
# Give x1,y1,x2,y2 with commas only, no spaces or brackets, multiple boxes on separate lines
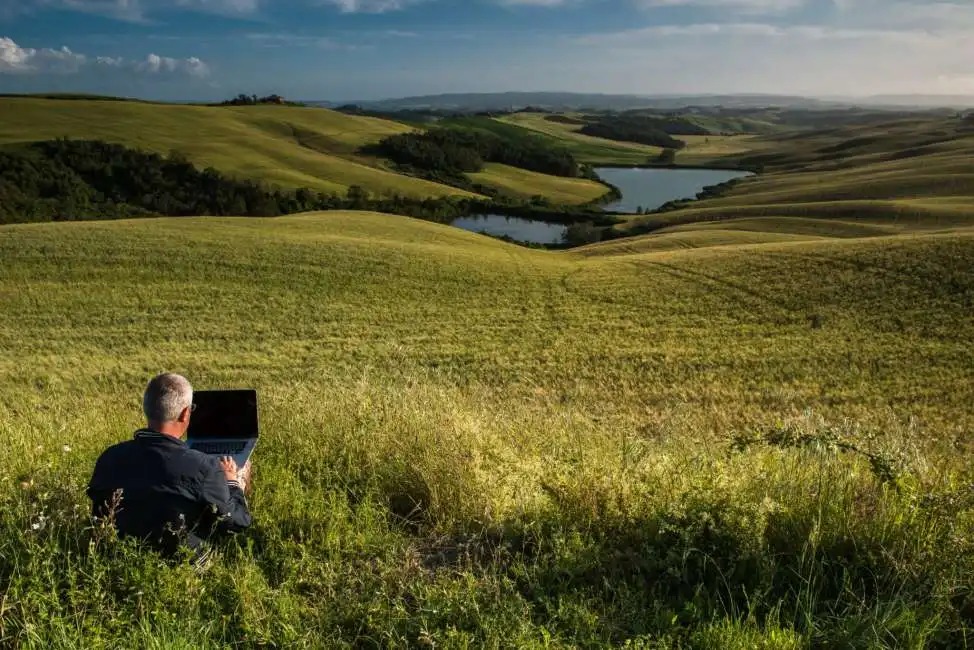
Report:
450,214,567,245
450,168,755,244
595,167,753,214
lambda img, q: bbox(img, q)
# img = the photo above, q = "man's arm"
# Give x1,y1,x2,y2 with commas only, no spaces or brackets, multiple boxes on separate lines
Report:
200,456,253,534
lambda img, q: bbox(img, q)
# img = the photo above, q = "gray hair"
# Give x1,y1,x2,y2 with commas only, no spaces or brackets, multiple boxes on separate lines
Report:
143,373,193,423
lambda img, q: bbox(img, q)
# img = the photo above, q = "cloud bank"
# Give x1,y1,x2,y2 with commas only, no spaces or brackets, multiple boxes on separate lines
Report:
0,36,209,76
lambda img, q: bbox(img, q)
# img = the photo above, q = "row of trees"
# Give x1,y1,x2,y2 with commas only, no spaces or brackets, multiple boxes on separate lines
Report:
372,127,580,180
580,115,712,149
0,139,616,228
0,140,492,224
217,94,299,107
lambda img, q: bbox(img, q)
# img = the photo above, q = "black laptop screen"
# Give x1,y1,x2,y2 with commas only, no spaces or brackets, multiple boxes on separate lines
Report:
187,390,259,440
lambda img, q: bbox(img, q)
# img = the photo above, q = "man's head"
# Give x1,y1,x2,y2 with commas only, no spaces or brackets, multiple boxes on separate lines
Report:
143,373,194,437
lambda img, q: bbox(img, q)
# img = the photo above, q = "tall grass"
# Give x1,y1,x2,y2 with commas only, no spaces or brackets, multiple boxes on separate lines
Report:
1,213,971,647
2,384,971,648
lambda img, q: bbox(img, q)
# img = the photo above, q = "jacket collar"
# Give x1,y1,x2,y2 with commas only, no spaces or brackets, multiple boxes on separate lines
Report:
134,428,187,447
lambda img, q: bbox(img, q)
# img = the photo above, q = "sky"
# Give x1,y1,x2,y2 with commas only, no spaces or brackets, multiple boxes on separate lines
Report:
0,0,972,101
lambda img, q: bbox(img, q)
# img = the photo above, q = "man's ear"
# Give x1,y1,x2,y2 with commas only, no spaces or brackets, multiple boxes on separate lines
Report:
178,406,191,424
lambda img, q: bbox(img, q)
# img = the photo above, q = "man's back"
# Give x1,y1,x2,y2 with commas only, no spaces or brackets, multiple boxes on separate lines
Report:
88,429,251,557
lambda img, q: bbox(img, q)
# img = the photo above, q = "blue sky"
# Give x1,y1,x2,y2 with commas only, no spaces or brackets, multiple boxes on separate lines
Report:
1,0,972,101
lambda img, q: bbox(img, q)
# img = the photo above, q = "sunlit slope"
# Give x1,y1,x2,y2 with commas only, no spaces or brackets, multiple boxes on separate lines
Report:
614,115,974,235
0,211,970,434
576,229,828,254
469,163,608,203
498,112,661,164
0,97,474,199
499,112,760,166
662,216,904,238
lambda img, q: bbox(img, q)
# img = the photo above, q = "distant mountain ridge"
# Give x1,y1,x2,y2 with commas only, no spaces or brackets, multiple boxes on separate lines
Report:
308,92,974,112
310,92,836,112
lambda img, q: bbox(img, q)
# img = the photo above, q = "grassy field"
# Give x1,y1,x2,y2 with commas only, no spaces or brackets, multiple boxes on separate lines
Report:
677,135,764,165
612,114,974,243
498,113,663,165
1,211,972,648
469,163,608,204
499,113,760,167
0,97,482,200
0,97,625,206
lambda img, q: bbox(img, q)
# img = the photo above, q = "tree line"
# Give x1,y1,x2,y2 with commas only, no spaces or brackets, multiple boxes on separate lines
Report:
0,139,610,227
216,94,303,107
369,126,580,185
579,115,712,149
0,140,484,224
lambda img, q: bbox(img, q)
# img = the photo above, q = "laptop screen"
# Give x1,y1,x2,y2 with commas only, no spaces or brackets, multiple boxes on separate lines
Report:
187,390,259,440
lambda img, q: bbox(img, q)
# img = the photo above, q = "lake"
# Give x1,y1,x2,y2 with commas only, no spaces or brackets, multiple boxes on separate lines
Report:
450,215,567,245
595,167,753,214
450,168,754,244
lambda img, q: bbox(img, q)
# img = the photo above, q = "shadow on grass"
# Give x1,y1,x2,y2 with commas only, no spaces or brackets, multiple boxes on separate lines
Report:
405,496,969,648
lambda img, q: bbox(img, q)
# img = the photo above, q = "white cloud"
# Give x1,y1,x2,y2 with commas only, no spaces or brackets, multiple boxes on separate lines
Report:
837,0,974,29
175,0,259,15
0,37,87,72
0,36,209,77
321,0,419,12
136,52,209,75
499,0,571,6
562,16,974,97
0,0,260,21
37,0,148,21
246,32,349,49
638,0,805,12
578,22,937,44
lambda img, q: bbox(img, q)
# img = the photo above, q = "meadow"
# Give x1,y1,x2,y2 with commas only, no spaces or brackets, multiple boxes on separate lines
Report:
613,114,974,236
0,98,612,206
1,211,972,648
0,97,466,200
498,113,663,165
498,112,759,167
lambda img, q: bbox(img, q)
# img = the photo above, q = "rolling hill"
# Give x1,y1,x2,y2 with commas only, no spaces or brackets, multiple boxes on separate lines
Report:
0,97,609,205
3,91,974,647
0,97,468,199
1,210,972,647
605,113,974,240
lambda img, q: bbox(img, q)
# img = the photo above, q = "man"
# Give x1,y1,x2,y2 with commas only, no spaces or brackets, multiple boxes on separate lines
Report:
88,373,253,565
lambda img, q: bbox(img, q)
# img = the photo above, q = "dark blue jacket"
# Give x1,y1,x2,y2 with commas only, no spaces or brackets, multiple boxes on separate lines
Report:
87,429,252,559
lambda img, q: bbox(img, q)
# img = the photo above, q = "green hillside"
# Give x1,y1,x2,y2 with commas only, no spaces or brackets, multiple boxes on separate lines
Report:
0,97,618,206
1,211,972,647
499,112,663,164
469,163,607,203
0,97,478,200
608,114,974,240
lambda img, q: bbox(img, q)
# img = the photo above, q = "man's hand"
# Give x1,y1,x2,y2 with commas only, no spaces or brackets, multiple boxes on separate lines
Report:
237,460,252,495
219,456,238,482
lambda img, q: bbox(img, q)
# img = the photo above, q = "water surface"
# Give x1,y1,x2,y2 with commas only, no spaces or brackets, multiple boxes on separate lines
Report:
450,214,567,245
595,167,753,214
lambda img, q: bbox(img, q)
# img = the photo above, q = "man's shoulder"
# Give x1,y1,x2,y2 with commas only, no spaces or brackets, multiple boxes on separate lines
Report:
96,438,140,460
184,447,220,470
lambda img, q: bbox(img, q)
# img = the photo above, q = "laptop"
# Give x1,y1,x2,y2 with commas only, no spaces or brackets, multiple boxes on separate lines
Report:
186,389,259,468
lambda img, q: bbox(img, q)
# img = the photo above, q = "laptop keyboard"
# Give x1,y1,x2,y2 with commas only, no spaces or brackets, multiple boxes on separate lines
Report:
192,441,247,456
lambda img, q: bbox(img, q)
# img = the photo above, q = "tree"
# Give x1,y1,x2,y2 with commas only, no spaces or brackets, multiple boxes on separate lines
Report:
655,149,678,165
346,185,369,206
